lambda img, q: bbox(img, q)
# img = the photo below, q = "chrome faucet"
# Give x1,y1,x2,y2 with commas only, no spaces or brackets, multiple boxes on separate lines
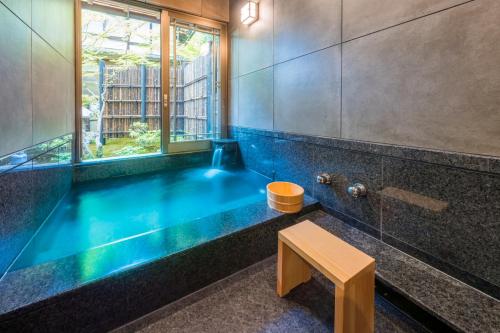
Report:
317,173,367,199
347,183,367,198
316,173,333,185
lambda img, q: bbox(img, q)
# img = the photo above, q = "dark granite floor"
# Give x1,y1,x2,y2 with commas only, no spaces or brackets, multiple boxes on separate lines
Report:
114,257,429,333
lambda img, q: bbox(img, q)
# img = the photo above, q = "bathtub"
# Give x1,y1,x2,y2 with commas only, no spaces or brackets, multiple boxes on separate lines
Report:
0,165,318,331
13,167,269,270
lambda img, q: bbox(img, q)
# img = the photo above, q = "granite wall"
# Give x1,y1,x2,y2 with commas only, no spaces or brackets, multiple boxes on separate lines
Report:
73,151,213,183
0,135,74,278
228,0,500,299
229,126,500,299
0,0,75,277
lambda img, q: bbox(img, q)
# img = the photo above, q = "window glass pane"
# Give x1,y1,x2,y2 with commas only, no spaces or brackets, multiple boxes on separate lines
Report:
81,4,161,160
169,21,221,142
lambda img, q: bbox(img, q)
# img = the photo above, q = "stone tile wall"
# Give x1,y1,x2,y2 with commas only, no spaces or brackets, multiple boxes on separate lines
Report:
0,134,73,277
229,126,500,299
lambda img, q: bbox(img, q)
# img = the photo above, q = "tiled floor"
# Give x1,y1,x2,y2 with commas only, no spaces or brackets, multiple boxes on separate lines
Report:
115,257,429,333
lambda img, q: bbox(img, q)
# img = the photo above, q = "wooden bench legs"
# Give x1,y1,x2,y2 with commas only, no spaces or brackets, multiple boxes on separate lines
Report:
334,266,375,333
277,239,311,297
277,239,375,333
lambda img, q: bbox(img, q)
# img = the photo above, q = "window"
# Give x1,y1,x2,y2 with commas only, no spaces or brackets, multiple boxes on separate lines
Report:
80,1,162,161
169,19,221,143
77,2,226,160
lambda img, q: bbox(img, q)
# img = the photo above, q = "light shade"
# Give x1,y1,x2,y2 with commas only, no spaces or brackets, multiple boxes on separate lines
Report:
240,1,259,25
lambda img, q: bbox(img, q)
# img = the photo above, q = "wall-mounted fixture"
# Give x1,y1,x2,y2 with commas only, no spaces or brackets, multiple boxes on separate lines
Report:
316,173,333,185
240,1,259,25
347,183,367,199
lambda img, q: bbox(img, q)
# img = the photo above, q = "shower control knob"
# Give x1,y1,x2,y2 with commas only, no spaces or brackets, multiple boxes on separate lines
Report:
347,183,367,198
316,173,333,185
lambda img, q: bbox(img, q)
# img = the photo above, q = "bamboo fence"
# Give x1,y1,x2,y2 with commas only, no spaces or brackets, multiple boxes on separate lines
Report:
102,53,213,140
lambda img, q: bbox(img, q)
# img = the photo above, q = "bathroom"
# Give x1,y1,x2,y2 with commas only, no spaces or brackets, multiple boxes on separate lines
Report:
0,0,498,332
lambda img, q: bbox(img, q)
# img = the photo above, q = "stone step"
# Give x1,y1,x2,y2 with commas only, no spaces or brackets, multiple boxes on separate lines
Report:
301,210,500,333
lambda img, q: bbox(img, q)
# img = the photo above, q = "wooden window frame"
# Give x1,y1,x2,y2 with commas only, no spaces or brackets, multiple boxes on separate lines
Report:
74,0,83,162
74,0,228,162
161,10,228,154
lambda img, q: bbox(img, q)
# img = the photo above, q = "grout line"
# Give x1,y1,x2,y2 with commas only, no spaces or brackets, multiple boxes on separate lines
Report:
311,144,316,199
322,207,500,302
339,0,343,138
306,210,500,306
237,64,274,78
0,1,73,65
0,132,73,160
30,0,34,151
235,1,476,83
273,41,342,67
113,281,227,332
376,285,437,333
236,46,240,127
0,160,32,177
380,157,384,239
0,134,72,176
272,0,275,133
342,0,476,44
381,234,500,302
236,41,343,80
0,1,27,24
234,26,240,127
113,258,275,332
232,126,499,177
0,186,71,283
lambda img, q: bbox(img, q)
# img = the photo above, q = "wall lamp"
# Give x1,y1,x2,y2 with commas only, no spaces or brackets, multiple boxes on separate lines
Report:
240,1,259,25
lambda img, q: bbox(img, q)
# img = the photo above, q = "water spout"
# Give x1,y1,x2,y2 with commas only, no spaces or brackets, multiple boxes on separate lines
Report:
212,147,224,169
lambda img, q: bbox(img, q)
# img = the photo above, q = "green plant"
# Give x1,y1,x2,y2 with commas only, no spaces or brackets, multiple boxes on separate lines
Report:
129,122,159,147
112,145,144,156
48,138,66,149
58,152,72,162
113,122,161,156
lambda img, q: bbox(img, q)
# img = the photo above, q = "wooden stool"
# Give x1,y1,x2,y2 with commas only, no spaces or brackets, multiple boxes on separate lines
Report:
277,221,375,333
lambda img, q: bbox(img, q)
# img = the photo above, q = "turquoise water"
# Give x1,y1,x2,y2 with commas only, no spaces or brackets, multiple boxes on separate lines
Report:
13,167,270,269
